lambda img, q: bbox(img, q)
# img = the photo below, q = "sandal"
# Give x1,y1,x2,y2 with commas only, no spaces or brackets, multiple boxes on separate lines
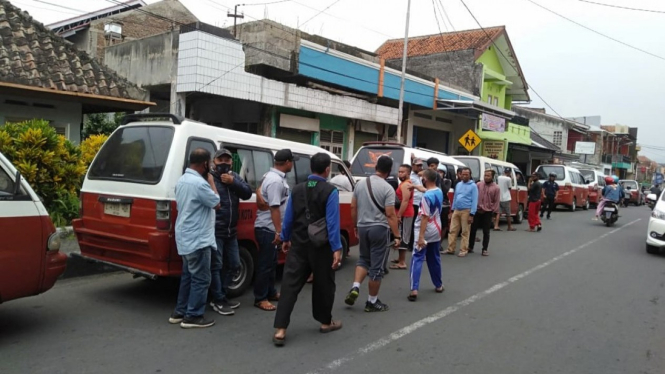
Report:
272,335,285,346
493,228,502,231
255,301,276,311
435,286,445,293
390,259,399,264
389,264,407,270
407,293,418,302
508,228,516,231
268,293,280,302
319,320,343,333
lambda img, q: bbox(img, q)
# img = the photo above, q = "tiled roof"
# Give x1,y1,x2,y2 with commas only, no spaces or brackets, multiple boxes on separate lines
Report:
0,0,146,101
376,26,504,60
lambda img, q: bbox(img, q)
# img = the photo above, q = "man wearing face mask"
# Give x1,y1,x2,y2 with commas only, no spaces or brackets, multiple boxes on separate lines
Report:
209,149,253,316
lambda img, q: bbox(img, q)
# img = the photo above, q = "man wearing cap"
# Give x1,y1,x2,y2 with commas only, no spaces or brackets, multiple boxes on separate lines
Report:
254,149,296,311
209,149,253,316
494,167,516,232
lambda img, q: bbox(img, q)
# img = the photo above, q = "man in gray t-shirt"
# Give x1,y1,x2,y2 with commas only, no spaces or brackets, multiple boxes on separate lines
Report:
345,156,401,313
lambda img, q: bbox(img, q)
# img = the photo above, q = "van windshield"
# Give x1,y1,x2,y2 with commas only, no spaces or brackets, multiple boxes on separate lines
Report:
456,158,480,181
351,147,404,177
88,126,175,184
537,166,564,181
579,169,595,181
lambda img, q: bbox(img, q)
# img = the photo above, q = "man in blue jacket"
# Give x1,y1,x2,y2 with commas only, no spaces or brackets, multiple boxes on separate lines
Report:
445,168,478,257
209,149,253,316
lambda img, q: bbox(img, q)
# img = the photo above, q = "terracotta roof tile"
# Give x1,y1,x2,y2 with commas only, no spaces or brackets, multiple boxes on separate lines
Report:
376,26,505,60
0,0,146,101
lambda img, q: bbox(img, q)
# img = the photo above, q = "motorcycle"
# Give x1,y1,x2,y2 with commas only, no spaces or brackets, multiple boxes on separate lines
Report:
646,193,657,211
600,201,619,227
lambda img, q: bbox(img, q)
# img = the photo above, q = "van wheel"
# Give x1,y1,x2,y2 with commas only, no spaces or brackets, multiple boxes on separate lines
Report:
225,245,254,299
514,204,524,224
569,198,577,212
583,198,589,211
646,243,659,255
336,235,350,271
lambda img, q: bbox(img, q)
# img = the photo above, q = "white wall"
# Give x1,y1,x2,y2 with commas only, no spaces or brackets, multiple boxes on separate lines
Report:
529,118,568,152
0,95,82,143
176,31,398,125
407,110,476,155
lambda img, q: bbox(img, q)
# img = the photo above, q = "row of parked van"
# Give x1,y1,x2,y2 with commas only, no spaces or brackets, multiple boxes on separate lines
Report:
0,113,633,304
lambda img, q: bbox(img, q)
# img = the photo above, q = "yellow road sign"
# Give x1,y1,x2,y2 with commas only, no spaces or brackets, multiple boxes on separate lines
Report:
459,129,481,153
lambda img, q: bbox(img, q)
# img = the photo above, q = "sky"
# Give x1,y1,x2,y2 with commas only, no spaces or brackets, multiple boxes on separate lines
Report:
11,0,665,161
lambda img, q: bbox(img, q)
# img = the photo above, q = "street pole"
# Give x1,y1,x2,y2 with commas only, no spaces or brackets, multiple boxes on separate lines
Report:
396,0,411,144
228,4,244,36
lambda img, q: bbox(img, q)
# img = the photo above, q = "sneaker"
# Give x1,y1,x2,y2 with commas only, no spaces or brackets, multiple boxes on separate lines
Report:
210,301,234,316
223,299,241,309
546,216,551,220
345,287,360,306
364,299,389,312
168,312,184,324
180,316,215,329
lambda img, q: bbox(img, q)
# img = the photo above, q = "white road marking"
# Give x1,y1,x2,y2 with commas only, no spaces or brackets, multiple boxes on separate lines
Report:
307,218,642,374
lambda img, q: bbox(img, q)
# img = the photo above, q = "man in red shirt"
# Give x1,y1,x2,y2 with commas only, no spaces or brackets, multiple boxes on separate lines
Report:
468,170,501,256
390,164,414,270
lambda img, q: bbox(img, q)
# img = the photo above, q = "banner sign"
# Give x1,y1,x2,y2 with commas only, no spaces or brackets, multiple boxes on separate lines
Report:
482,141,506,160
481,113,506,133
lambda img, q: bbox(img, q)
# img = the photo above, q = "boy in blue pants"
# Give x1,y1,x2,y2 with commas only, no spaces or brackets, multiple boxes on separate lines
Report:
409,169,444,301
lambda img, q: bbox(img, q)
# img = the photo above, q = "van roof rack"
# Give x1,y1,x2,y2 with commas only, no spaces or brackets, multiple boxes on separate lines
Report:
362,141,406,147
121,113,184,125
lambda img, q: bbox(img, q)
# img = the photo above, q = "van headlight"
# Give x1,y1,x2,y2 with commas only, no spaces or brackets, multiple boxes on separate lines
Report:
48,233,61,251
652,209,665,221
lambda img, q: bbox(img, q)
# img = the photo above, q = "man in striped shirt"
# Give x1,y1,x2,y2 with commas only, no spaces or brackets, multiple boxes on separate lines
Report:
468,170,501,256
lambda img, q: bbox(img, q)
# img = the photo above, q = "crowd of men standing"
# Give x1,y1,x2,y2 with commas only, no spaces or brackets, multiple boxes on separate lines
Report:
168,147,548,346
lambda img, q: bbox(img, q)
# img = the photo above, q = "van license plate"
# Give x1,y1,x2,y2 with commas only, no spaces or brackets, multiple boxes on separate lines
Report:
104,203,131,217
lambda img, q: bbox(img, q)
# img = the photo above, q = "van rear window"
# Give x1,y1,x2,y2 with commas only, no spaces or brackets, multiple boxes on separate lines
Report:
88,126,174,184
537,166,564,181
351,147,404,177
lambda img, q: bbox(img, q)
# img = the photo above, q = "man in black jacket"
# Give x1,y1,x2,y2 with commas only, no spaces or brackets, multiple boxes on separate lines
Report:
209,149,253,316
272,152,343,346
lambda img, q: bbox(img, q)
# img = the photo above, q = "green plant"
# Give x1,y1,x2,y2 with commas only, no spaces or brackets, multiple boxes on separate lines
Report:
80,134,109,168
49,191,80,228
82,112,123,139
0,119,86,216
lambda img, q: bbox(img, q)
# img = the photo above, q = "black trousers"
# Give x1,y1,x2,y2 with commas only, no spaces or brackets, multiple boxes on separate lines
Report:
274,244,335,329
469,211,493,251
408,204,420,248
441,206,450,235
541,196,555,217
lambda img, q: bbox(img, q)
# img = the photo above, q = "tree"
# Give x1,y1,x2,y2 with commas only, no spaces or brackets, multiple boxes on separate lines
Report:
82,112,124,139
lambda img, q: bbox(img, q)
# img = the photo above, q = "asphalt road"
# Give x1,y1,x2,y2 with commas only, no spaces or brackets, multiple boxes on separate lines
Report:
1,206,663,374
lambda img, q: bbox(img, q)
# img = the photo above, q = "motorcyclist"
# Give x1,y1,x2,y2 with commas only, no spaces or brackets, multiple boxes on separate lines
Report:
594,175,624,221
650,184,662,200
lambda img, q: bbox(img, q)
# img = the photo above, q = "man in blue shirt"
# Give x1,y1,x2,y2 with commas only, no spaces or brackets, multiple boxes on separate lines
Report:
540,173,559,220
170,148,220,329
272,153,343,346
445,168,478,257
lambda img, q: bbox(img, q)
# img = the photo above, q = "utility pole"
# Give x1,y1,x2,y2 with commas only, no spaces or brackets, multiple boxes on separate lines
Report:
228,4,244,36
396,0,411,144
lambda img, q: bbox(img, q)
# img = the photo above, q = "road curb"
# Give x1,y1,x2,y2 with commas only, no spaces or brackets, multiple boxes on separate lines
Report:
57,228,118,279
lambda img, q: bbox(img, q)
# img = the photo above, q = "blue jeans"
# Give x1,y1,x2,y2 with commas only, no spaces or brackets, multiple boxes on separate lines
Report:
210,236,241,302
174,246,212,319
409,241,442,291
254,228,278,303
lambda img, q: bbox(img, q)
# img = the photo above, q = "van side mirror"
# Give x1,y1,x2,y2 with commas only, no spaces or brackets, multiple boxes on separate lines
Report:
13,171,21,195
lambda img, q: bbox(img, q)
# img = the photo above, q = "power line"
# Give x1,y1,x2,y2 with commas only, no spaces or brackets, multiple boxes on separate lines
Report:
12,0,82,15
291,0,396,38
299,0,343,27
437,0,455,31
432,0,449,32
460,0,568,120
524,0,665,61
578,0,665,14
33,0,86,13
240,0,292,6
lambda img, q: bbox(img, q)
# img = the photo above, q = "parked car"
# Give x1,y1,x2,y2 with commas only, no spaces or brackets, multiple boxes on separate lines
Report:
454,156,528,224
535,165,590,211
646,192,665,254
578,168,606,207
619,179,643,206
0,151,67,304
72,114,358,298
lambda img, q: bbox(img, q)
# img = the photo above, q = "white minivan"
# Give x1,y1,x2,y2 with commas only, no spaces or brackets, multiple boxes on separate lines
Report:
350,142,466,184
73,114,358,297
535,164,590,211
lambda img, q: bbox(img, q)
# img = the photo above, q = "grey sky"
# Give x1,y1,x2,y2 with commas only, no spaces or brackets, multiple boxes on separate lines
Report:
13,0,665,161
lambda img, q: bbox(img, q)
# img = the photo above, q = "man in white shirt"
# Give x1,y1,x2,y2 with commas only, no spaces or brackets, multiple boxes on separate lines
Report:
330,160,353,192
494,167,515,232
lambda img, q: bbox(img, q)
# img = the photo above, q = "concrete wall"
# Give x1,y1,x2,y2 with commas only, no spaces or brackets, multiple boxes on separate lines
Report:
386,50,482,97
406,109,476,156
104,31,178,87
0,94,82,143
514,107,569,152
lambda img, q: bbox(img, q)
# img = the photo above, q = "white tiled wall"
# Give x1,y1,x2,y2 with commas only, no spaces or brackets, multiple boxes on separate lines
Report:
177,31,398,124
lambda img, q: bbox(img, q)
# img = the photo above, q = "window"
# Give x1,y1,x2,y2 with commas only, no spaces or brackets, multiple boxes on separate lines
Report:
224,145,273,190
89,126,175,184
553,131,563,147
493,97,499,106
537,166,564,181
598,175,606,187
515,170,527,186
569,171,578,184
320,130,344,159
0,166,27,199
294,155,311,185
487,96,492,104
350,147,404,177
